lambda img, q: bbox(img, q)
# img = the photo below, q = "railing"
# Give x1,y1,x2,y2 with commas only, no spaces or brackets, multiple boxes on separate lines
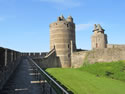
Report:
28,57,69,94
44,48,55,58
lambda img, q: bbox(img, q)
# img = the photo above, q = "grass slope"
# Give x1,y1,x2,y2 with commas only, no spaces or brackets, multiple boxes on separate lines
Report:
46,61,125,94
79,61,125,82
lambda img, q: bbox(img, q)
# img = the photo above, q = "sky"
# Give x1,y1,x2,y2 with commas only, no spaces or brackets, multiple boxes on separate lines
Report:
0,0,125,52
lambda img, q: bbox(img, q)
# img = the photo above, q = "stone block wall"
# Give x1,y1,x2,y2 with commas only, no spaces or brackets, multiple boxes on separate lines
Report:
71,51,87,68
0,47,22,90
107,44,125,49
22,52,47,58
86,48,125,63
33,50,61,68
71,48,125,68
32,48,125,68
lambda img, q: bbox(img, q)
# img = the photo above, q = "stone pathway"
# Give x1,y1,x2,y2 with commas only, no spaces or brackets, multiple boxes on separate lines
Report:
0,59,56,94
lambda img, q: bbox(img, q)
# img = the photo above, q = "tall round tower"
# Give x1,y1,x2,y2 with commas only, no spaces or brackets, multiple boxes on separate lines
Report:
91,24,108,49
50,15,76,68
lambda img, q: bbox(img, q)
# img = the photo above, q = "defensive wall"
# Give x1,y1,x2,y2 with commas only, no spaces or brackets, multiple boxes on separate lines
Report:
22,52,47,59
33,48,61,68
0,47,22,90
23,43,125,68
71,47,125,68
22,48,61,68
107,44,125,49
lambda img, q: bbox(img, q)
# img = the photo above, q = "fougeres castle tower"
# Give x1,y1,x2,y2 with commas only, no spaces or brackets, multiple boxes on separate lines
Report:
50,15,76,68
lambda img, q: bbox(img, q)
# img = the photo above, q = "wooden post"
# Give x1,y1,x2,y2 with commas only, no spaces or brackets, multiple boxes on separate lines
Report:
11,51,13,62
5,49,7,66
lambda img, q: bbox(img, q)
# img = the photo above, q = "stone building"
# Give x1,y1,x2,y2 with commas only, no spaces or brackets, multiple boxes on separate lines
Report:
91,24,108,49
49,15,76,68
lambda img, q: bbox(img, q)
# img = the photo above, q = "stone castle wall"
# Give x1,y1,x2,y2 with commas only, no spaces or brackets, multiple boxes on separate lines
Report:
0,47,22,90
71,48,125,68
33,49,61,68
26,47,125,68
22,52,47,58
107,44,125,49
86,48,125,63
71,51,87,68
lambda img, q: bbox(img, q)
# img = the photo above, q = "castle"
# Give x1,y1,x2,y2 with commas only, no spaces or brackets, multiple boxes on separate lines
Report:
30,15,125,68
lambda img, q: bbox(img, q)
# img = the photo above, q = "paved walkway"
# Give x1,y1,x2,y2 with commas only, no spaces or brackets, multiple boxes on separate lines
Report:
0,59,55,94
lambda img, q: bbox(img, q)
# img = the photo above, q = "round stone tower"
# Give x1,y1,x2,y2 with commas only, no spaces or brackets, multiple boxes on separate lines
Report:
50,15,76,68
91,24,108,49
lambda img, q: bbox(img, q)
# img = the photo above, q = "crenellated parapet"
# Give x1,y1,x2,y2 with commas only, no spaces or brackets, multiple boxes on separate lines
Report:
50,15,75,30
0,47,22,90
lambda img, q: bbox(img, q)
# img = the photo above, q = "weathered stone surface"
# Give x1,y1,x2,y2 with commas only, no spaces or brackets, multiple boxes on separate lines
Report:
91,24,107,49
49,15,76,68
71,48,125,68
0,47,21,90
30,17,125,68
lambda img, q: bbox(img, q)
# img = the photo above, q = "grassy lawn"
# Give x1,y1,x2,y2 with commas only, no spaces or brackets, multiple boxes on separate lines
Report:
79,61,125,82
46,61,125,94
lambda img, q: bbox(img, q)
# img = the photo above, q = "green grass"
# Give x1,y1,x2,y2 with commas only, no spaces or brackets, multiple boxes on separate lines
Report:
79,61,125,82
46,61,125,94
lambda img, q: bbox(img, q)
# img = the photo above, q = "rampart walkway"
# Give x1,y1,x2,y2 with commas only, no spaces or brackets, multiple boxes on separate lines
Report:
0,58,55,94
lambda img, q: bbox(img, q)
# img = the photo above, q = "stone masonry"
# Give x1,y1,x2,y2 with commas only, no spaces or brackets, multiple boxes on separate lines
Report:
49,15,76,68
30,15,125,68
91,24,108,49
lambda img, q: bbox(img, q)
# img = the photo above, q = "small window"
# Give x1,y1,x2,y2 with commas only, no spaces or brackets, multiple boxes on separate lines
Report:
67,24,69,27
68,54,70,58
68,44,70,48
96,43,98,48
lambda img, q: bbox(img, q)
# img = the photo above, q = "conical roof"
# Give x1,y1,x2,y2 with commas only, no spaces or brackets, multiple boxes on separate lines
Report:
97,24,104,31
93,24,105,32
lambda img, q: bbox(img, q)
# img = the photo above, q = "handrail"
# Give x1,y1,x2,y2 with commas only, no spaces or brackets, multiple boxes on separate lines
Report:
28,57,69,94
44,48,55,58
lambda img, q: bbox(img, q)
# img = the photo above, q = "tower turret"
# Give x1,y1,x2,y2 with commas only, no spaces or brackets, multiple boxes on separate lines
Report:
67,16,73,22
57,15,65,21
50,15,76,68
91,24,108,49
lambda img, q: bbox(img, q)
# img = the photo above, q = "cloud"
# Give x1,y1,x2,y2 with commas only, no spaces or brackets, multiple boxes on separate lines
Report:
40,0,81,8
76,24,93,31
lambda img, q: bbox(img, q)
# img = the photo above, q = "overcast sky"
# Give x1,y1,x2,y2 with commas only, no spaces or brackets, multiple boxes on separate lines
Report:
0,0,125,52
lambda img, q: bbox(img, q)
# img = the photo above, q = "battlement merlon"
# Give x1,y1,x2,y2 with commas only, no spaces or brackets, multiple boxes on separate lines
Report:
49,15,75,27
57,15,74,22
